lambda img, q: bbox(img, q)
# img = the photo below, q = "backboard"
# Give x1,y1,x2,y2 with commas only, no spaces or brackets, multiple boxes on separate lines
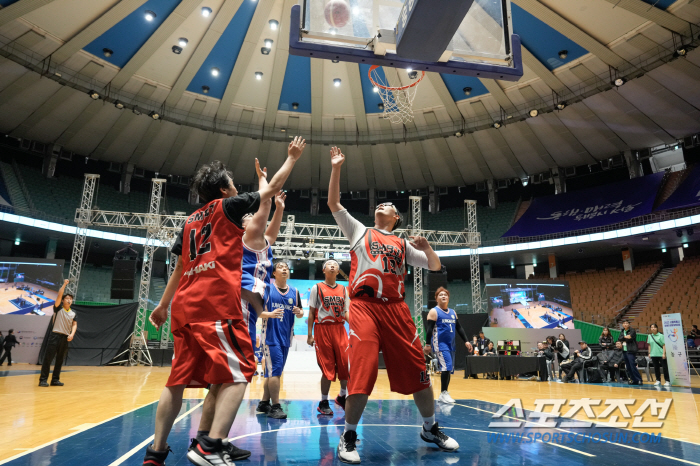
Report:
289,0,523,81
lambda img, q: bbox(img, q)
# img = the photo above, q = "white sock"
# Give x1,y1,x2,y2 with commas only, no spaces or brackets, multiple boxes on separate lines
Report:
322,394,329,401
344,422,358,434
339,388,347,397
422,415,435,430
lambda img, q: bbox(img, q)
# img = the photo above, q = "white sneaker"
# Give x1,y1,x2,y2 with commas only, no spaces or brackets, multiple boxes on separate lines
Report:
338,430,361,464
438,391,455,404
664,381,671,386
654,381,660,386
420,422,459,451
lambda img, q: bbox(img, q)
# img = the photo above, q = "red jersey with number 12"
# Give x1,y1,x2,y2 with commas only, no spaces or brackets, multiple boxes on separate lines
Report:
349,229,407,301
171,199,244,331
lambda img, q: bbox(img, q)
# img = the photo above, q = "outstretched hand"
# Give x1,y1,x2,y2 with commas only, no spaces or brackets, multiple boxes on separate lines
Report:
330,146,345,167
255,158,267,180
288,136,307,161
275,190,286,209
63,279,70,287
409,236,430,251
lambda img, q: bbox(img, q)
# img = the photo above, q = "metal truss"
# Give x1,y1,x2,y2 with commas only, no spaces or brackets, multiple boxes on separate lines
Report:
410,196,424,337
465,200,483,314
67,174,99,297
160,252,177,349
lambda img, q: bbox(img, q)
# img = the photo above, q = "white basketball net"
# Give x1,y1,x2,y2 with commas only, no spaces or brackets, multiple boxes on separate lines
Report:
369,67,425,125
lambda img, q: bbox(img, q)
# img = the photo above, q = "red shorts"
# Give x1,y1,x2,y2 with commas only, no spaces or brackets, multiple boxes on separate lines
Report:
347,299,431,396
314,323,349,382
167,320,255,387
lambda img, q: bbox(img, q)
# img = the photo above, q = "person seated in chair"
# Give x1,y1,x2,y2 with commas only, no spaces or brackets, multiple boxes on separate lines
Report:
599,341,625,382
561,341,592,383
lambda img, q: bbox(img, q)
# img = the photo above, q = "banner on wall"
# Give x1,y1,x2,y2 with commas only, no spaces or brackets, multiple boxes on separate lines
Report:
502,172,665,238
661,313,691,387
656,164,700,211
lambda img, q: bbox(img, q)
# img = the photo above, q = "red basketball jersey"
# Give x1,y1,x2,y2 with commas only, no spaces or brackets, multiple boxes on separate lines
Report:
312,282,348,324
171,199,245,330
348,229,407,301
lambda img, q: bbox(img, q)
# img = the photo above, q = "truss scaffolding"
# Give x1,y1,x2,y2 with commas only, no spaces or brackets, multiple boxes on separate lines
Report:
465,200,483,314
410,196,424,337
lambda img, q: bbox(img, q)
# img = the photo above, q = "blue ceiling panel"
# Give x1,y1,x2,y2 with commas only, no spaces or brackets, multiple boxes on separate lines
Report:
440,74,489,102
638,0,676,9
359,64,386,114
186,0,259,98
83,0,181,68
511,3,588,71
278,55,311,112
0,0,20,6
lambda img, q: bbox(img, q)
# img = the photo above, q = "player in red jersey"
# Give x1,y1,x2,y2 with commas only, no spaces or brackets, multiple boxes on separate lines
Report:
327,147,468,464
307,259,350,415
142,136,306,466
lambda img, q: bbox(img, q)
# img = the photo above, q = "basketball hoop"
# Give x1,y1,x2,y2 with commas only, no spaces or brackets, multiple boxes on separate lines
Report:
368,65,425,125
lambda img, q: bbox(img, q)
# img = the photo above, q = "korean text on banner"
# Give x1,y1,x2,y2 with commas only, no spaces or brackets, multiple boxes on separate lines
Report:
661,313,691,387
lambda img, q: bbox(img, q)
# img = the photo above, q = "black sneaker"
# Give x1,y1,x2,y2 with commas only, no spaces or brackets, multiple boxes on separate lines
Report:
335,395,347,410
337,430,360,464
38,381,49,387
317,400,333,415
50,380,64,386
186,435,234,466
268,403,287,419
189,437,251,461
420,422,459,451
256,400,271,414
142,444,171,466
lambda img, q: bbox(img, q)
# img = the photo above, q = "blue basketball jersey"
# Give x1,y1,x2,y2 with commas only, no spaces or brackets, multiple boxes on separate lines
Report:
241,239,274,295
262,284,300,347
431,306,457,352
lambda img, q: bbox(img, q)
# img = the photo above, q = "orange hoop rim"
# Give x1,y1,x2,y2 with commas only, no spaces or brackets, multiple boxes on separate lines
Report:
368,65,425,91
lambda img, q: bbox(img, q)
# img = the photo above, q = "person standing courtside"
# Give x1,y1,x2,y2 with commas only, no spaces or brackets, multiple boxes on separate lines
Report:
308,259,350,415
39,279,76,386
619,320,643,385
0,329,18,366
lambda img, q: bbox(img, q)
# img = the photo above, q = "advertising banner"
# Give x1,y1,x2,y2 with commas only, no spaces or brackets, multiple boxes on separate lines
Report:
661,313,691,387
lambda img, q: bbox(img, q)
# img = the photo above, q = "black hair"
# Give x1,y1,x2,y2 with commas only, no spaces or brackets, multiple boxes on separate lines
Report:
621,319,630,324
546,336,556,344
650,323,658,329
190,160,233,203
273,261,290,272
8,329,13,334
63,293,74,301
392,211,403,231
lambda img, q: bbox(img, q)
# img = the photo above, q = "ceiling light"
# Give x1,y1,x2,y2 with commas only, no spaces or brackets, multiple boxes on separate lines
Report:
202,85,210,94
102,48,113,57
14,238,19,246
281,128,286,132
406,68,413,73
269,19,278,30
332,59,339,63
662,248,667,253
261,47,270,55
87,90,99,100
675,47,687,57
511,264,514,269
201,7,212,17
555,101,567,110
149,111,160,120
144,10,156,21
463,87,472,96
264,39,273,48
493,121,502,129
454,131,463,137
529,109,539,117
333,78,341,87
373,86,378,93
378,103,384,110
558,50,568,59
408,70,418,79
683,243,689,248
178,38,188,47
172,45,182,54
522,177,529,186
292,102,299,110
133,107,142,115
614,77,627,87
114,101,124,109
211,67,220,77
255,71,263,80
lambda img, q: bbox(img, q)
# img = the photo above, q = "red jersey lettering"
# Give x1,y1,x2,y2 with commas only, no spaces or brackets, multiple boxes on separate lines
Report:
313,283,347,324
348,229,406,300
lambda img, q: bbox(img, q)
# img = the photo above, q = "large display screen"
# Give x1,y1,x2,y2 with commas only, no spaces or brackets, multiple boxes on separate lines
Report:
0,258,65,316
485,279,573,329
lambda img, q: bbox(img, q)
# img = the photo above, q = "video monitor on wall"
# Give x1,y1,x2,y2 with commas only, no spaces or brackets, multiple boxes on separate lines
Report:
0,258,65,316
485,278,573,330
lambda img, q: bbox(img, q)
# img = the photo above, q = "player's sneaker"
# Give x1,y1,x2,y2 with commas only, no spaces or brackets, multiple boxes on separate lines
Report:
335,394,347,410
438,391,455,404
186,436,235,466
142,444,172,465
268,403,288,419
317,400,333,415
420,422,459,451
256,400,272,414
337,430,360,464
654,380,660,386
189,437,251,461
664,381,671,386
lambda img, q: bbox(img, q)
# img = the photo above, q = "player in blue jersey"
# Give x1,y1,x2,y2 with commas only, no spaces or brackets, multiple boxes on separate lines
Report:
257,261,303,419
424,287,471,404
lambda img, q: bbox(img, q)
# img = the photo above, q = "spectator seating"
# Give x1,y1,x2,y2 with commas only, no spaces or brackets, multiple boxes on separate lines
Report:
65,264,166,305
421,201,519,242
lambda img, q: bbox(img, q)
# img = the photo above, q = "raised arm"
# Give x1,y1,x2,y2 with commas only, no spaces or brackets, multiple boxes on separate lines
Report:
327,146,345,213
258,136,306,201
245,160,273,240
56,279,69,305
265,191,286,245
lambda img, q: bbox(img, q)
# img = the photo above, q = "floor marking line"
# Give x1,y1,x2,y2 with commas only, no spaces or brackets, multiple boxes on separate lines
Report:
109,401,204,466
0,400,159,465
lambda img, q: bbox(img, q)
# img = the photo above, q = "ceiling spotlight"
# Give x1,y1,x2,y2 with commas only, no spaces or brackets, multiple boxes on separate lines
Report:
614,77,627,87
281,128,286,132
662,248,667,253
202,85,210,94
454,131,463,137
102,48,113,57
261,47,270,55
172,45,182,54
144,10,156,21
269,19,279,30
558,50,568,59
264,39,273,48
493,121,502,129
555,101,567,110
373,86,379,93
522,177,529,186
255,71,263,80
178,38,188,47
529,109,539,117
684,243,689,248
333,78,341,87
332,59,339,63
114,101,124,109
408,70,418,79
406,68,413,73
378,103,384,110
87,90,99,100
292,102,299,110
463,87,472,96
211,67,220,77
201,7,212,17
675,47,687,57
133,107,142,115
149,111,160,120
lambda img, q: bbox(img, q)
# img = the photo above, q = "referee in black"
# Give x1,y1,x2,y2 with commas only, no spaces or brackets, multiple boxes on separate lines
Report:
39,279,77,387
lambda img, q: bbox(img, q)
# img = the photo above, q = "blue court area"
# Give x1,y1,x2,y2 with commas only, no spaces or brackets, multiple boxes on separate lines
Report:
4,399,699,466
513,310,533,328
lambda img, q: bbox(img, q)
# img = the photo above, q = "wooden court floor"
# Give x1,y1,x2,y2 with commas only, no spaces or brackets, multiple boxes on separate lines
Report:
1,365,700,465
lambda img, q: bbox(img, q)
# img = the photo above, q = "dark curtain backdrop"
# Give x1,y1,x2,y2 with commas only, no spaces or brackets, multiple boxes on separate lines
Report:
421,312,489,370
38,303,138,366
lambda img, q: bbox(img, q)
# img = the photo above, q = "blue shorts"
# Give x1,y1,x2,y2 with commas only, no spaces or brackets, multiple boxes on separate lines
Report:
255,346,263,363
263,344,290,378
434,348,455,373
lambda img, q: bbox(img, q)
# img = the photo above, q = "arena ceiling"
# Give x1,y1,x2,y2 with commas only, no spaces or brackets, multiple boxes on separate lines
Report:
0,0,699,192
